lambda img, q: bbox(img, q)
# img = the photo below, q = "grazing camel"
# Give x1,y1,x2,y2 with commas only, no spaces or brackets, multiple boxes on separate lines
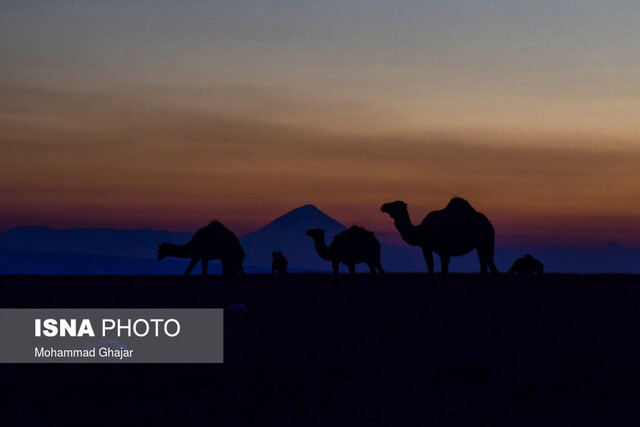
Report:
157,220,245,282
306,226,386,282
381,198,498,285
508,254,543,276
272,251,288,277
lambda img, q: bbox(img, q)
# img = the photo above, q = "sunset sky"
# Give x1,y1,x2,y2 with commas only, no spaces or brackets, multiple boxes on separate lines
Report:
2,1,640,245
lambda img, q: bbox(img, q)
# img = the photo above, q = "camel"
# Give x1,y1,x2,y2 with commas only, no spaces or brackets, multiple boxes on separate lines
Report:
306,226,386,282
157,220,245,282
272,251,288,277
380,198,498,284
508,254,543,276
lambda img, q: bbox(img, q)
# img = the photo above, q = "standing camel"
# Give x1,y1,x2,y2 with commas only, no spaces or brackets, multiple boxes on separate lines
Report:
306,226,386,282
157,220,245,282
381,198,498,285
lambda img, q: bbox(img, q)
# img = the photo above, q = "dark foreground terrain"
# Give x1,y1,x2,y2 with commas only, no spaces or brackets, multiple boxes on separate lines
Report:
2,273,640,425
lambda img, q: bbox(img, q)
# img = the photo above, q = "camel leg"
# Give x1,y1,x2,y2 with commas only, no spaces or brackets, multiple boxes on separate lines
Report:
347,264,357,283
479,260,488,279
479,249,487,275
475,248,496,291
422,248,434,285
332,260,340,283
185,258,199,276
481,247,500,288
376,261,386,282
473,266,485,292
441,254,450,285
366,261,379,284
488,258,499,283
367,262,376,275
378,263,387,276
201,259,209,276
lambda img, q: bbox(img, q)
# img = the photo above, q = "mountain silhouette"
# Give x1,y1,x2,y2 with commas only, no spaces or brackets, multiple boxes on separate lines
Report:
240,204,347,272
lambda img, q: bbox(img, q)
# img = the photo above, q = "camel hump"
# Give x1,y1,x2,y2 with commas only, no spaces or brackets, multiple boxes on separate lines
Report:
333,225,376,245
347,225,375,236
334,227,380,253
189,220,240,246
205,220,231,233
445,197,477,213
207,220,238,237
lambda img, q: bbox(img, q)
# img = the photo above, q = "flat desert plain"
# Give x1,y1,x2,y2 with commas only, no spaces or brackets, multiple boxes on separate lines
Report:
2,273,640,425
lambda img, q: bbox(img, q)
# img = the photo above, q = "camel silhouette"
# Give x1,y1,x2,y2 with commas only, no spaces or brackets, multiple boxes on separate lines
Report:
157,220,245,282
380,198,498,285
306,226,386,282
272,251,288,277
508,254,543,276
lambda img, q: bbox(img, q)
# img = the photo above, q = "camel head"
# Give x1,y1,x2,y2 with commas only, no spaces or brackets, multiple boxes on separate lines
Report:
157,243,170,260
306,228,326,241
380,201,408,219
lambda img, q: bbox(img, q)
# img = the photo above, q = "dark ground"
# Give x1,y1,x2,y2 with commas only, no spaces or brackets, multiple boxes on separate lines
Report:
2,273,640,426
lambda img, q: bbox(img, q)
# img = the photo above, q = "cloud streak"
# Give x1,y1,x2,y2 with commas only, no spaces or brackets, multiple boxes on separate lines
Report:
1,82,639,245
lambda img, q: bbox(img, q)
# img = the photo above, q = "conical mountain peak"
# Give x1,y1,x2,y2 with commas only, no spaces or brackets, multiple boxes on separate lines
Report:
265,204,341,229
239,205,347,271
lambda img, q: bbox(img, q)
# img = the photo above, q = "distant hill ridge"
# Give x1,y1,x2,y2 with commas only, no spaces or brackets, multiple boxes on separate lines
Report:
0,226,192,259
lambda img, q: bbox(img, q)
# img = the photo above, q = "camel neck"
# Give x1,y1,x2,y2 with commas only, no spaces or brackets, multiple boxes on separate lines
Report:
393,213,421,247
312,238,333,261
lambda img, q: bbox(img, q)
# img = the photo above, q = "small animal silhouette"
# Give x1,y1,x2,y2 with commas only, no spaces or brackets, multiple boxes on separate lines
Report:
157,220,245,282
306,226,386,282
272,251,288,276
508,254,543,276
381,198,498,285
